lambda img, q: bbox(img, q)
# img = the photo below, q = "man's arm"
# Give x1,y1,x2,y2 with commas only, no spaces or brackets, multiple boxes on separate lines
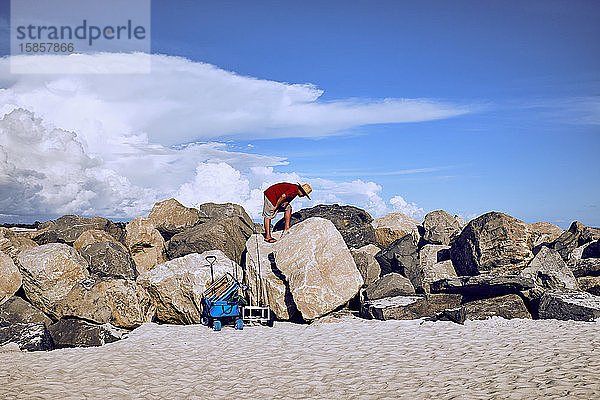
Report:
273,193,287,210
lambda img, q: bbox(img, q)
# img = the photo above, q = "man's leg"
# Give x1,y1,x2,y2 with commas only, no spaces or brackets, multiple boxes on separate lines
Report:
264,217,273,240
283,207,292,231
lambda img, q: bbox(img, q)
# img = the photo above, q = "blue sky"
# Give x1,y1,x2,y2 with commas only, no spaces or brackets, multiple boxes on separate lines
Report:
151,0,600,226
0,0,599,227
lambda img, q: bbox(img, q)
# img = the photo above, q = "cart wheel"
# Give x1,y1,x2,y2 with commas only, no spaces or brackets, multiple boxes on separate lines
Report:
213,320,222,331
200,316,211,326
235,319,244,330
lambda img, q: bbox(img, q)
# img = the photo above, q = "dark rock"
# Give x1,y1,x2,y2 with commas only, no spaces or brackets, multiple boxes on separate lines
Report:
430,274,535,297
167,215,254,266
462,294,531,320
450,212,533,276
33,215,125,246
569,258,600,277
582,240,600,259
274,204,376,249
520,287,546,319
48,318,127,348
577,276,600,296
553,221,600,261
364,273,415,300
520,246,578,290
429,307,466,324
360,293,462,320
0,296,52,327
0,322,53,351
538,290,600,321
197,202,252,224
375,236,422,292
79,241,137,280
422,210,465,245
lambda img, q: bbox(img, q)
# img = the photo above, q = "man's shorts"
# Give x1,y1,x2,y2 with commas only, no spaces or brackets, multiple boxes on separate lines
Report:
262,194,292,219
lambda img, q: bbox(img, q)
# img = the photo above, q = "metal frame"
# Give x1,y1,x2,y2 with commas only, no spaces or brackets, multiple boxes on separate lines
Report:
241,305,272,325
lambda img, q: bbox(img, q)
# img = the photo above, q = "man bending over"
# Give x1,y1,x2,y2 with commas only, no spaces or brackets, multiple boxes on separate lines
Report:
263,182,312,243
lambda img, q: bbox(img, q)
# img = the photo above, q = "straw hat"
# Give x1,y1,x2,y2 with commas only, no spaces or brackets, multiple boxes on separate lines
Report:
297,183,312,199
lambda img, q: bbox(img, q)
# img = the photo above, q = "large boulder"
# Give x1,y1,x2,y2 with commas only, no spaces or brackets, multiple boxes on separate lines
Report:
539,290,600,321
360,294,462,320
16,243,89,318
55,277,155,329
33,215,124,245
422,210,465,245
577,276,600,295
79,241,137,280
419,244,457,293
137,250,239,324
363,273,415,300
530,222,563,249
0,322,53,351
274,204,376,249
450,212,534,275
350,244,381,286
566,242,591,265
48,319,127,348
73,229,125,251
553,221,600,260
0,296,52,327
272,217,363,321
582,240,600,259
0,227,37,262
243,233,293,320
568,258,600,277
430,274,535,297
371,213,420,248
0,252,22,306
197,202,253,225
125,217,167,275
462,294,531,320
148,198,200,239
166,215,254,265
375,235,422,292
520,246,578,290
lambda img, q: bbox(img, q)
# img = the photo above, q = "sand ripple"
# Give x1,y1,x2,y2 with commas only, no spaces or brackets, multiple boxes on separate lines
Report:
1,317,599,399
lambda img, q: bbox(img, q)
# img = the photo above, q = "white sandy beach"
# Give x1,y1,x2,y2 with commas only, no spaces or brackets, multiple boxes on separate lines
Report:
1,316,599,399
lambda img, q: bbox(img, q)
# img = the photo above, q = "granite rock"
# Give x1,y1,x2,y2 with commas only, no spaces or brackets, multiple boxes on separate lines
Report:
273,217,363,321
274,204,376,249
450,212,533,275
371,213,420,248
16,243,89,318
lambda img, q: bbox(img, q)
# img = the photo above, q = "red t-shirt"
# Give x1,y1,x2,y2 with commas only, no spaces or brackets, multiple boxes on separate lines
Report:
264,183,299,206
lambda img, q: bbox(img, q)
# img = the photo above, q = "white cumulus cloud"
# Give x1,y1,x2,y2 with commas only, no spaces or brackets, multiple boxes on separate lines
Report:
0,53,470,145
389,195,426,221
0,53,440,222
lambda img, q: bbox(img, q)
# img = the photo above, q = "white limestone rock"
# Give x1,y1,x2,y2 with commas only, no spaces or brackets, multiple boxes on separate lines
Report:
16,244,89,318
0,252,22,306
125,217,167,275
273,217,363,321
371,213,421,247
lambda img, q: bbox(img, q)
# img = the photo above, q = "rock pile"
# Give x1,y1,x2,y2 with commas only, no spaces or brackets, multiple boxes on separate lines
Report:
2,200,600,352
